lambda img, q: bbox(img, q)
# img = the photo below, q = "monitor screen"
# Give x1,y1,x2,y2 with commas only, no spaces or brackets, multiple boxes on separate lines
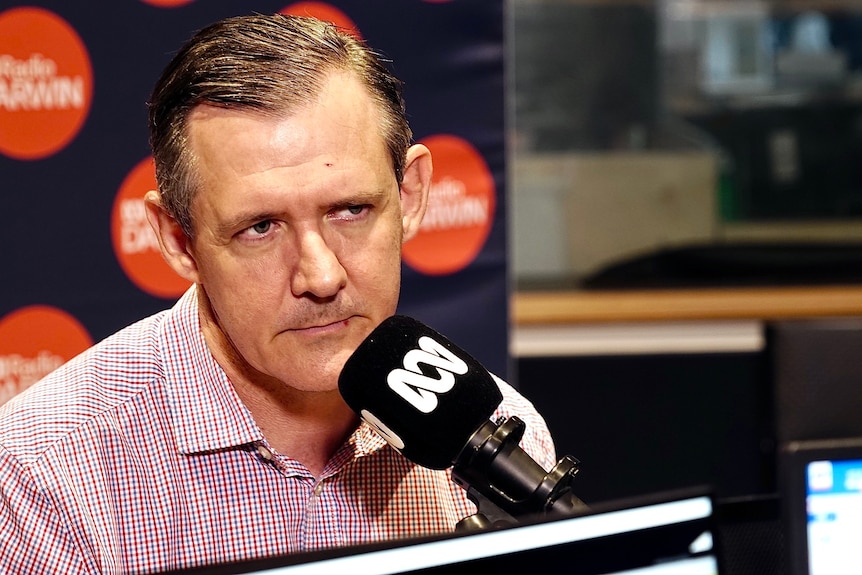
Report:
782,438,862,575
166,489,718,575
806,458,862,574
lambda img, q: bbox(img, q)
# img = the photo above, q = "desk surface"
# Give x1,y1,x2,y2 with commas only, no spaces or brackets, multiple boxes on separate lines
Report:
513,285,862,325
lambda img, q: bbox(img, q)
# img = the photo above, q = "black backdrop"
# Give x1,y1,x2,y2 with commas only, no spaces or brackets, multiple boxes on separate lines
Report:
0,0,509,402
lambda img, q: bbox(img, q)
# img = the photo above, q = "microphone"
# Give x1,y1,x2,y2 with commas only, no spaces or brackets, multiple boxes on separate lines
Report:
338,315,587,529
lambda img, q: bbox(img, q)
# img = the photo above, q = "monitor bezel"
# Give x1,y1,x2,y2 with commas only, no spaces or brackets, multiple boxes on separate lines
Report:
161,486,718,575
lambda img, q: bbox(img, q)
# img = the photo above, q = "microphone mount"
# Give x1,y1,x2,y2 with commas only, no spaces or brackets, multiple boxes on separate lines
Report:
452,416,589,532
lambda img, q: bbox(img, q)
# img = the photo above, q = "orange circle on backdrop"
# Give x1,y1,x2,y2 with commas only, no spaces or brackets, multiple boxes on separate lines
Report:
0,7,93,160
111,157,192,299
0,305,92,405
402,135,496,276
280,2,360,36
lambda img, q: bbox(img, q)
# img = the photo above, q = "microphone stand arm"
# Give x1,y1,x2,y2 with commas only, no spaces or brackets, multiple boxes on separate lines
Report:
452,417,588,532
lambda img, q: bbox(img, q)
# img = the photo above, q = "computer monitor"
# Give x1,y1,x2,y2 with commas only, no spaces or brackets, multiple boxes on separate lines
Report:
782,437,862,575
166,488,719,575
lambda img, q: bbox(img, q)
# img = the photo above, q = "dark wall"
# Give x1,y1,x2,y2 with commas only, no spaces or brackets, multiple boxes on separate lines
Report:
516,350,774,506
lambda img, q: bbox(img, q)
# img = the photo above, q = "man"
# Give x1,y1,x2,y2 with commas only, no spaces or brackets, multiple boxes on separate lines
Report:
0,14,557,574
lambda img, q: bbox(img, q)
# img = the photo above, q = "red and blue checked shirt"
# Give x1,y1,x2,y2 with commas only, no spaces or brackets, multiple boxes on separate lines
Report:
0,287,558,574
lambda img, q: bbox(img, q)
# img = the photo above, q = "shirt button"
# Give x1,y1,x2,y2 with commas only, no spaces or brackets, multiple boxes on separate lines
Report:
257,445,274,461
313,482,324,496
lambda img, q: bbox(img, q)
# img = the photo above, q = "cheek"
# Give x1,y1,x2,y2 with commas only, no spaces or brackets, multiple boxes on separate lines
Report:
196,246,287,312
344,233,404,297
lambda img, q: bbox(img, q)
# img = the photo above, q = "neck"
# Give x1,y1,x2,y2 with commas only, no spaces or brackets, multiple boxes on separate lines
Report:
236,382,359,477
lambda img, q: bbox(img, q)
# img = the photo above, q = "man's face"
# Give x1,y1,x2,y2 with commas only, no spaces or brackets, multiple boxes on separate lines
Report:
178,72,422,393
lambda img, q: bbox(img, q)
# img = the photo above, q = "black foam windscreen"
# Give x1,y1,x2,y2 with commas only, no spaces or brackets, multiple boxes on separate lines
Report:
338,315,503,469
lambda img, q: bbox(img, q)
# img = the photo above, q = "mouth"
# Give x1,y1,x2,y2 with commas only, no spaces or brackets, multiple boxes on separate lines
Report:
289,316,353,336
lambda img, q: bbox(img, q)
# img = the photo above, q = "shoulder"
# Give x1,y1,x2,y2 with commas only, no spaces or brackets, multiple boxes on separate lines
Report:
491,375,558,470
0,311,169,464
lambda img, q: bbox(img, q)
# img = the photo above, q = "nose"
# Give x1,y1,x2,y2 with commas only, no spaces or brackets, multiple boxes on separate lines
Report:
290,228,347,299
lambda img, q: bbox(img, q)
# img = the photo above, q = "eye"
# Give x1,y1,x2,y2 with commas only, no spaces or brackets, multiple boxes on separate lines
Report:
250,220,272,235
237,219,274,240
331,204,370,221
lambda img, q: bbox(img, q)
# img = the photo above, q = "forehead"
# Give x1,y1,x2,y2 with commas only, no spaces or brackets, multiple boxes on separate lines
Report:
184,73,395,219
189,72,388,165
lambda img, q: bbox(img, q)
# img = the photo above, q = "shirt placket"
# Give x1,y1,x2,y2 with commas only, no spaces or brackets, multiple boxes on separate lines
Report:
254,441,344,553
302,477,343,552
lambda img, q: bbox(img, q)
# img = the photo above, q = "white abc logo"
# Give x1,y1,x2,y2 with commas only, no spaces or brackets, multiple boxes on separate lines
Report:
360,409,405,450
387,336,469,413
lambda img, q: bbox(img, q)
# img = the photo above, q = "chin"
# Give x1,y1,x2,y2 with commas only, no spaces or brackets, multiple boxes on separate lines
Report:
283,363,344,394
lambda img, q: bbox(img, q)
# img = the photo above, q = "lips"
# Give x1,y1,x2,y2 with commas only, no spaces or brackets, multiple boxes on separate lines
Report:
290,316,352,334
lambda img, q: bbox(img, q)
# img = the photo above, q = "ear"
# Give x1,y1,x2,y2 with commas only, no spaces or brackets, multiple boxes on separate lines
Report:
144,190,200,284
399,143,432,242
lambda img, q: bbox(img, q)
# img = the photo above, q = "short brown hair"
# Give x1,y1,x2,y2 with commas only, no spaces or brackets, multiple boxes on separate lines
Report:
148,14,412,237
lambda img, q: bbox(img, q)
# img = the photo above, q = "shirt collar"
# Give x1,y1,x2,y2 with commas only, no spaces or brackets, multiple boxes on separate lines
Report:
351,420,389,457
161,286,263,455
320,420,390,477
